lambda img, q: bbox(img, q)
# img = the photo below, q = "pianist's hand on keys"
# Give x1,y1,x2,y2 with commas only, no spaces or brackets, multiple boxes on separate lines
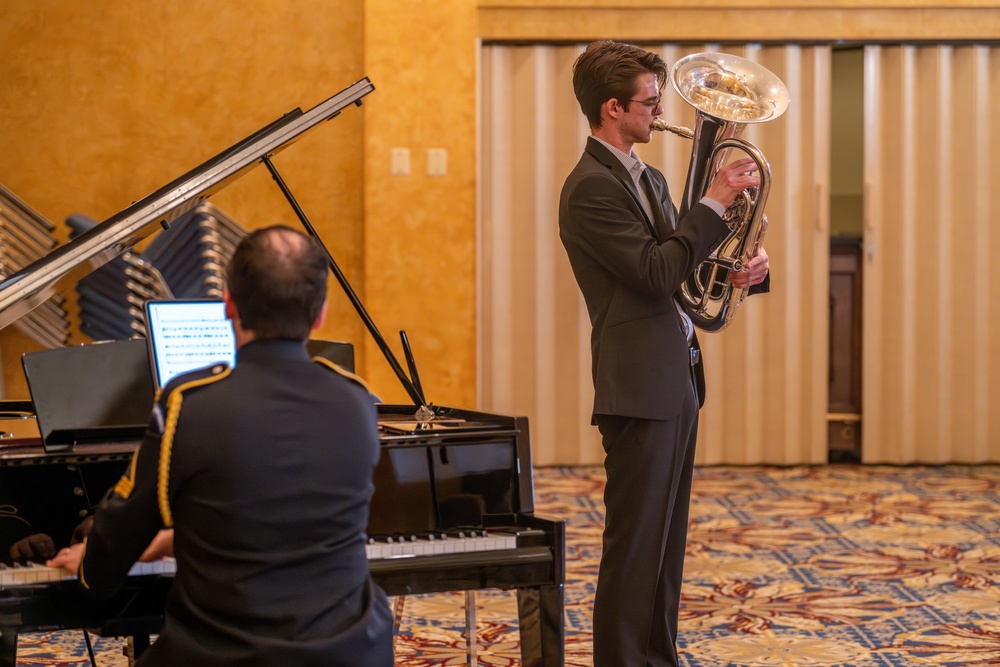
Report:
1,557,176,588
45,542,85,574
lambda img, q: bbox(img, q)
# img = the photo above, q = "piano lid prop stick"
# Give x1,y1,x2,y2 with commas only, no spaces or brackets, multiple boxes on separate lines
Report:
399,330,426,405
260,155,431,415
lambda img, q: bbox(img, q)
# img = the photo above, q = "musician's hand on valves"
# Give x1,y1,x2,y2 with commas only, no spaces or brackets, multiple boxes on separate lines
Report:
705,157,760,209
730,247,769,289
46,542,84,574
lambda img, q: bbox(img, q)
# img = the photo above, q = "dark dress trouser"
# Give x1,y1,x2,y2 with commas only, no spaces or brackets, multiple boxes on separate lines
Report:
593,374,700,667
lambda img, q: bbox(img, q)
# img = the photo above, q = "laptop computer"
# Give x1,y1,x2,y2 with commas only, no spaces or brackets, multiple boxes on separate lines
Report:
144,298,237,390
22,339,155,451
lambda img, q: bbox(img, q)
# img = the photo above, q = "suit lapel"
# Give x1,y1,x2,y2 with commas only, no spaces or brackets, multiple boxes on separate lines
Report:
585,138,658,239
642,170,677,237
640,170,671,238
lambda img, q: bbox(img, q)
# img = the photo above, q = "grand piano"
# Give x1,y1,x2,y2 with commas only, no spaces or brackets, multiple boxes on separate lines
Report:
0,78,565,666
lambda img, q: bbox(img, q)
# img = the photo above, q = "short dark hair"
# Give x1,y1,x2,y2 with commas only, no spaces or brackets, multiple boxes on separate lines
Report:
225,225,329,340
572,41,668,129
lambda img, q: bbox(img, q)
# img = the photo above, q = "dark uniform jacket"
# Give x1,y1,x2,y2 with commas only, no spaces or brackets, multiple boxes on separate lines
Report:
559,136,767,421
79,338,393,667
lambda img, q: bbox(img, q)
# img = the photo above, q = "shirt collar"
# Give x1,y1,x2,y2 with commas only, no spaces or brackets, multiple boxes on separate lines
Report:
591,135,647,179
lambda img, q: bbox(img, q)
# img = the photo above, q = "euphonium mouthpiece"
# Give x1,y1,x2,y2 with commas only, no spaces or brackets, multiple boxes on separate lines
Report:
652,119,694,139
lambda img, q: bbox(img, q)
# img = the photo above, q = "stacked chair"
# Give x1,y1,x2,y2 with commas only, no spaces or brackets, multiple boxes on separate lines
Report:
0,184,70,349
141,203,246,300
0,193,246,346
69,213,173,342
74,202,247,341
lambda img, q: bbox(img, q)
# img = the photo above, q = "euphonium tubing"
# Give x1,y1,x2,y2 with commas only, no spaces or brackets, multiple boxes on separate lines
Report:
653,52,788,332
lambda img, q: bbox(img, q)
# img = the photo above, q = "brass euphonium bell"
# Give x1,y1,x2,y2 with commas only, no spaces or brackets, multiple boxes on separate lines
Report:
653,52,789,332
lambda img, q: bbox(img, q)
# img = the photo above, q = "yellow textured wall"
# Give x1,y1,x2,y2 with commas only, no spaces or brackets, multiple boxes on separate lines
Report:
0,0,368,397
361,0,478,406
0,0,479,408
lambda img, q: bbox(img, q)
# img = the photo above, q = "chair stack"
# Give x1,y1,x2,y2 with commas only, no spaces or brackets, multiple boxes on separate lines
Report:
142,203,247,300
0,184,70,348
69,214,172,342
72,203,247,341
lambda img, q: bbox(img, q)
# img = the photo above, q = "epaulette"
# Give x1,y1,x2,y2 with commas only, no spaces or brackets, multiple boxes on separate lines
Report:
312,356,374,395
156,363,232,528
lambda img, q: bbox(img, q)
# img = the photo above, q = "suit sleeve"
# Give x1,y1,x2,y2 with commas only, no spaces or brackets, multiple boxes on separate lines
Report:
562,171,730,297
749,272,770,295
78,405,167,600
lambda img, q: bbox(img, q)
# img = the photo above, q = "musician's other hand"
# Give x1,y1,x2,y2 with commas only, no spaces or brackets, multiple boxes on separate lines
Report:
71,515,94,545
140,529,174,562
46,542,84,574
704,157,760,209
9,533,56,564
730,247,769,289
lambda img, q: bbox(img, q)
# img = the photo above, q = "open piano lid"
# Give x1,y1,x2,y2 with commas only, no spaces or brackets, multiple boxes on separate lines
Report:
0,78,374,329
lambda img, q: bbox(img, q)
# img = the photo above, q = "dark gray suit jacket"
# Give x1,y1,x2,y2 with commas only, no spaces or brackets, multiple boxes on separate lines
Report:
559,136,733,422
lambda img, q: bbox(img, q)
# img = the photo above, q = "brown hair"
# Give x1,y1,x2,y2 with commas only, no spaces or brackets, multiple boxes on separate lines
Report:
225,225,329,340
572,41,668,129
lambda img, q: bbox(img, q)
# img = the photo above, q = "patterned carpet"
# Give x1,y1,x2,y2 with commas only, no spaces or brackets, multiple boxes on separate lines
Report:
11,464,1000,666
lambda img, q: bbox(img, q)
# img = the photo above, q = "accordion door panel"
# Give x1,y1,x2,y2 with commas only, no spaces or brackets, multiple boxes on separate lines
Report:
862,44,1000,464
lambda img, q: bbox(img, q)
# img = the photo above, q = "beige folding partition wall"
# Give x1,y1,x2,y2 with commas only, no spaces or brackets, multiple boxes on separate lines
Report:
480,44,832,466
480,46,601,465
862,45,1000,464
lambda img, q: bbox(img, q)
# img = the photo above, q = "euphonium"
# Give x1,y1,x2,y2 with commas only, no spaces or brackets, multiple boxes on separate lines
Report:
653,52,789,332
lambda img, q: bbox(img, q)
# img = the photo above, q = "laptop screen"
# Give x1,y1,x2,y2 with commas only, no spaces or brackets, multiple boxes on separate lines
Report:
145,299,236,389
22,339,155,450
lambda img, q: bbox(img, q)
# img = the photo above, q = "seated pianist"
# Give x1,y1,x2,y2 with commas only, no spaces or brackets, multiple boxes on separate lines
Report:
46,225,394,667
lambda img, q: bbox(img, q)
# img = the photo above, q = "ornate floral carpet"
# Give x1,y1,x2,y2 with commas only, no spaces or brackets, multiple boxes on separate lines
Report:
12,465,1000,666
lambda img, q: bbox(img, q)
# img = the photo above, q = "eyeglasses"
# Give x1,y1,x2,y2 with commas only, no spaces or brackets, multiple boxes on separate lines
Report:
627,95,663,111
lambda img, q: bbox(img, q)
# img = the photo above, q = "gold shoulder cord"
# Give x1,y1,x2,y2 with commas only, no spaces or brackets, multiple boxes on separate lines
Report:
312,357,374,395
157,369,231,527
113,453,140,498
78,536,91,590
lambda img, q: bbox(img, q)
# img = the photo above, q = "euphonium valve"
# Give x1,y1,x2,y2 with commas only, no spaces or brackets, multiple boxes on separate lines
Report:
655,52,789,332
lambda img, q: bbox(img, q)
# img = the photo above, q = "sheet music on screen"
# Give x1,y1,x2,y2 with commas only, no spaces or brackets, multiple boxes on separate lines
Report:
145,299,237,389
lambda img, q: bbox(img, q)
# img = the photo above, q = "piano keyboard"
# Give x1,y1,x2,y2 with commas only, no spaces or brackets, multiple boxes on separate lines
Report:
0,558,176,588
366,530,517,560
0,530,518,588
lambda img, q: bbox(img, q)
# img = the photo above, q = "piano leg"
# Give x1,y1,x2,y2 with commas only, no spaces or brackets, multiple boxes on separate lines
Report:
464,591,477,665
125,635,151,667
516,583,564,667
0,627,16,667
390,596,405,649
